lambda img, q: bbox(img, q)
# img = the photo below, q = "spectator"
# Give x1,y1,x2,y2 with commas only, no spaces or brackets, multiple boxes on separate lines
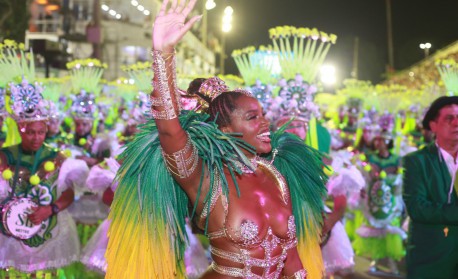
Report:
403,96,458,279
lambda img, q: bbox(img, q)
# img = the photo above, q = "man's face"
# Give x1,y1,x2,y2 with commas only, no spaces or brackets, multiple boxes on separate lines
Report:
372,136,387,151
20,121,47,151
74,119,93,136
276,119,307,141
430,104,458,144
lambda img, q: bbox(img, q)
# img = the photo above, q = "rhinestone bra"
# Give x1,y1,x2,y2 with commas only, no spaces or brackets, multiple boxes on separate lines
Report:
200,157,299,278
208,216,298,278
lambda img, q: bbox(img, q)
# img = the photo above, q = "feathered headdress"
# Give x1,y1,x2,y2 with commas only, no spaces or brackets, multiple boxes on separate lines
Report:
0,40,35,88
269,26,337,82
265,74,320,125
250,79,274,111
378,112,395,135
69,90,97,120
0,40,48,123
123,92,150,125
67,58,106,120
121,62,157,124
121,61,152,94
436,58,458,96
9,77,48,123
67,58,106,95
0,88,7,117
40,77,68,121
231,45,278,85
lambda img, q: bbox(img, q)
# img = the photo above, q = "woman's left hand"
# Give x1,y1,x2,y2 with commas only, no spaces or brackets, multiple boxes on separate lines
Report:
152,0,202,52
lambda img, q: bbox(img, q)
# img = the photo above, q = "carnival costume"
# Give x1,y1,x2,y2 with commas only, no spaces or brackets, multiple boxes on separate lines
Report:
105,52,327,279
82,157,210,278
0,42,87,278
0,40,29,149
83,61,211,276
0,145,85,277
321,150,365,276
0,92,7,148
353,124,406,264
42,78,70,149
64,59,112,247
270,75,365,276
80,158,119,274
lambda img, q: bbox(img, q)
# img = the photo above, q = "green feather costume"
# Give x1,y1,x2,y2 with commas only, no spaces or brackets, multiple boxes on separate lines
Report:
106,111,327,279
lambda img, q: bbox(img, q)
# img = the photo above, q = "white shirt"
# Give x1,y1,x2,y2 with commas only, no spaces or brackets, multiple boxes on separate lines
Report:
437,143,458,203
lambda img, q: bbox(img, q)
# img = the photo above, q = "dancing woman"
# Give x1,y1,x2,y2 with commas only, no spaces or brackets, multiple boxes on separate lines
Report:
106,1,327,278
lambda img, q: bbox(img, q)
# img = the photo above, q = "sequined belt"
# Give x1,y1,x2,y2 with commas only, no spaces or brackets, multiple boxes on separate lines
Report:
211,261,283,279
210,239,298,279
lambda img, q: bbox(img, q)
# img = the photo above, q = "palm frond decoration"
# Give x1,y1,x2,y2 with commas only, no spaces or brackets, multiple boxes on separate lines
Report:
269,26,337,82
121,61,152,94
0,39,35,87
231,45,278,85
66,58,106,95
436,58,458,96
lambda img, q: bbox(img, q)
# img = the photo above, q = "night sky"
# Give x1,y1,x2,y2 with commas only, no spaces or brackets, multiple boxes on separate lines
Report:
204,0,458,85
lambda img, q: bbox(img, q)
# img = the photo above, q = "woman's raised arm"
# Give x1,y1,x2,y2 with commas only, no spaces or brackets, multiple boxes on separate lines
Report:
150,0,203,190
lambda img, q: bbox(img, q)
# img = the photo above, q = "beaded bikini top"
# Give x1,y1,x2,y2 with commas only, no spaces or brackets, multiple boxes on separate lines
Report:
200,157,298,278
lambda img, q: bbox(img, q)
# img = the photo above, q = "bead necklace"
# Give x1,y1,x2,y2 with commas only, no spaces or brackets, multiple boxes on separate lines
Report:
234,156,259,174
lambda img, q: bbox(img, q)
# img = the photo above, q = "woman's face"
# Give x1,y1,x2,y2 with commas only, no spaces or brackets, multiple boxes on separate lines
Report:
224,96,271,155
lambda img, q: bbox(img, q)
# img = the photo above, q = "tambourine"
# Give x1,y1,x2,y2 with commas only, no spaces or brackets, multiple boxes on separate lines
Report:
1,197,42,239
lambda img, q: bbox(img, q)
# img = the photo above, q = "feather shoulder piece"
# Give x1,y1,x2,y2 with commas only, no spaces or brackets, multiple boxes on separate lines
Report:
106,111,254,279
265,128,328,279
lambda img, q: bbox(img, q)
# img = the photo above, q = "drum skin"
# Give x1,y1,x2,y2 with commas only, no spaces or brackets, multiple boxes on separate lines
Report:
2,198,41,239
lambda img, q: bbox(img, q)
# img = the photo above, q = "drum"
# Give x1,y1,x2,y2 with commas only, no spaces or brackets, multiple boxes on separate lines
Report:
1,198,41,239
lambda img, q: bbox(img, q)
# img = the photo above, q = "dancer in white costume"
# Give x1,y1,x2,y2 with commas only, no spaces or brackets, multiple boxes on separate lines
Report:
0,42,88,277
321,150,365,277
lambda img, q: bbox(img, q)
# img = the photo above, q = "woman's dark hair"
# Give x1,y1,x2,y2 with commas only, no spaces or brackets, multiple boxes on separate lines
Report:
187,78,246,128
187,78,210,103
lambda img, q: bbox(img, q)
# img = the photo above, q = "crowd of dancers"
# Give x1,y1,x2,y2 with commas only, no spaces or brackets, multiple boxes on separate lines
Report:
1,1,457,278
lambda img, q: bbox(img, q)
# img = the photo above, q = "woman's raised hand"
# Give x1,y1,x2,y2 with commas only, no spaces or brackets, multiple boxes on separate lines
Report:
153,0,202,52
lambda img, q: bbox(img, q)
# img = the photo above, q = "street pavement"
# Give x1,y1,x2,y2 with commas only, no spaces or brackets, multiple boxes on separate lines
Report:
338,256,406,279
